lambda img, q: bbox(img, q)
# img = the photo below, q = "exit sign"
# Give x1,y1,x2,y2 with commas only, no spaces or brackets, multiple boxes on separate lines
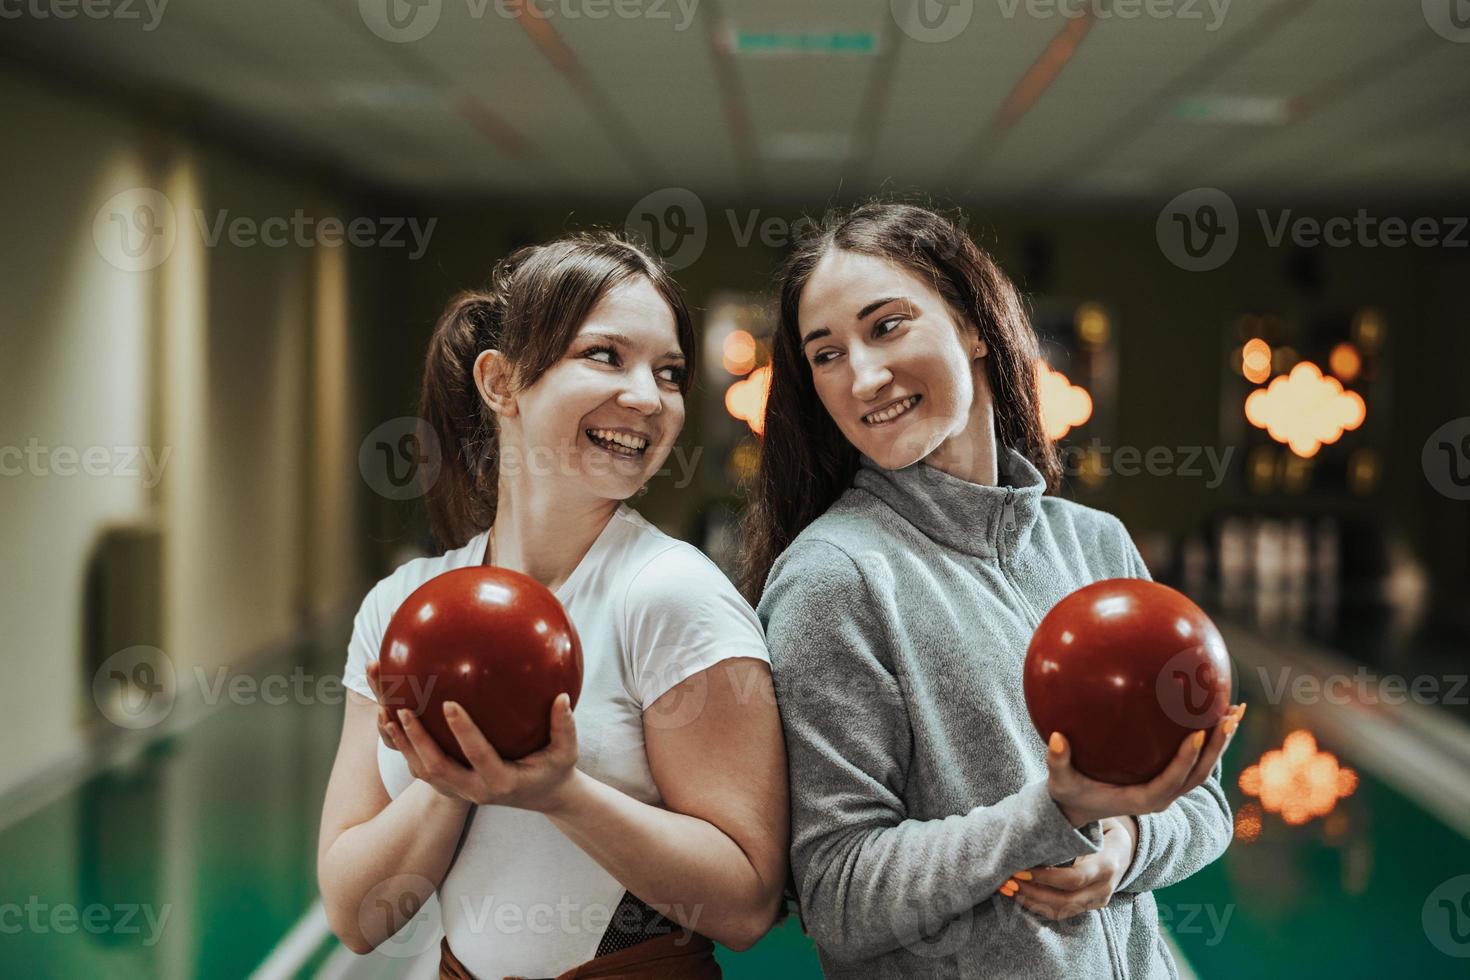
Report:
729,29,878,55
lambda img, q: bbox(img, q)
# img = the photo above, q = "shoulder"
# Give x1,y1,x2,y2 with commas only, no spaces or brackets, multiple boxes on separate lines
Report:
609,507,758,620
357,531,489,619
1036,495,1140,574
759,488,903,604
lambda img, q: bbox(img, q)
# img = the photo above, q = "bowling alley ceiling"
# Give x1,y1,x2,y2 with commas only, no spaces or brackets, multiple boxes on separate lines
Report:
7,0,1470,206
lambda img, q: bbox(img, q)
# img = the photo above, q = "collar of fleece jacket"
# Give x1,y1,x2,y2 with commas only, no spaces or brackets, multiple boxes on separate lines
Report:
852,445,1045,561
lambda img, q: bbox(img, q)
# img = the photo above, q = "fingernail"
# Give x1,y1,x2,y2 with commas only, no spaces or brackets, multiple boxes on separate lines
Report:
1192,730,1206,750
1238,702,1248,720
1048,732,1065,754
1015,871,1033,881
443,702,458,717
397,709,411,725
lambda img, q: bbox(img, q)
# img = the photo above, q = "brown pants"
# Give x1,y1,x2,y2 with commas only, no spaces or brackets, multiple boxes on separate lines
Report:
438,931,722,980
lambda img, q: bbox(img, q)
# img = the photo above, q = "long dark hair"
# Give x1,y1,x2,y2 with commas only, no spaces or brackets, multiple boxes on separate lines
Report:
738,202,1062,603
420,231,696,550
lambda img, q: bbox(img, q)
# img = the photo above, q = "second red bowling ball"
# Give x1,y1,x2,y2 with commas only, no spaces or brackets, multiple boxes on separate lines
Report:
377,566,583,765
1023,578,1232,785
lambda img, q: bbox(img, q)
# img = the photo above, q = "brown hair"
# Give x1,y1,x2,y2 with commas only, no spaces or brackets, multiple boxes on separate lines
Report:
420,231,696,550
738,202,1061,603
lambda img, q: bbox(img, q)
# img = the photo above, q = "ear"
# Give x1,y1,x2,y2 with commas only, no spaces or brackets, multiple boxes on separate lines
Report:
970,329,988,361
473,349,518,419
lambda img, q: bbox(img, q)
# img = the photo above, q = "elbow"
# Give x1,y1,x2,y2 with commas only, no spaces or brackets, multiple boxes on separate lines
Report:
321,897,375,956
725,893,785,952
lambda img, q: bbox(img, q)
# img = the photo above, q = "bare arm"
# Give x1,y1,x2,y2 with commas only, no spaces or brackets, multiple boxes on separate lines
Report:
542,658,789,950
315,689,473,954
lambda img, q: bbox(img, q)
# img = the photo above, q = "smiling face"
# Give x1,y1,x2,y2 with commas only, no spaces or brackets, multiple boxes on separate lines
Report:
484,276,687,501
797,248,992,472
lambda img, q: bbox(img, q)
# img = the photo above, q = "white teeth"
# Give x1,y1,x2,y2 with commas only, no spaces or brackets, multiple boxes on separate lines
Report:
587,428,649,452
863,395,919,425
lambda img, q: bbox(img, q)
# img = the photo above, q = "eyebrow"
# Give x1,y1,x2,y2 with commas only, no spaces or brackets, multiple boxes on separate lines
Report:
800,296,909,349
582,330,685,361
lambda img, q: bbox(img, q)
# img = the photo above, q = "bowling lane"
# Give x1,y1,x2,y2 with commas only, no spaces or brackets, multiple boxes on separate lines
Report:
1158,619,1470,976
0,634,344,979
3,617,1467,978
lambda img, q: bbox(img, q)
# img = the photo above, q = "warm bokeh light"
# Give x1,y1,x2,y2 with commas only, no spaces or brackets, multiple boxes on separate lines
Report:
1234,801,1263,843
1329,341,1362,382
724,364,771,436
721,328,758,375
1244,361,1366,457
1241,337,1272,384
1075,303,1110,346
1238,729,1358,826
1352,307,1384,353
1036,363,1093,440
1348,448,1379,495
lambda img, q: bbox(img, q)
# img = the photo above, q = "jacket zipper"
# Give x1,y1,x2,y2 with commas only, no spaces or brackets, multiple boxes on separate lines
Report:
999,485,1128,980
996,487,1043,628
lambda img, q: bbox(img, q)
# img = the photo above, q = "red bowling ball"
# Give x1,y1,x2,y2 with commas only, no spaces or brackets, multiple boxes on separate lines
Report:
1023,578,1232,785
376,566,583,765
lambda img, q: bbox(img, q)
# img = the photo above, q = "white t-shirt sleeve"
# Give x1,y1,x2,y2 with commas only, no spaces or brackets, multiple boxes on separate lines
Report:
622,544,771,709
342,578,390,702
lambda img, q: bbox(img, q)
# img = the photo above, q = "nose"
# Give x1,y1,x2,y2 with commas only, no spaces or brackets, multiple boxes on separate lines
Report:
616,367,663,415
848,345,893,403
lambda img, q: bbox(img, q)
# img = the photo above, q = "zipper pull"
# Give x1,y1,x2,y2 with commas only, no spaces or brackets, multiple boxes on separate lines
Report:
1002,486,1017,532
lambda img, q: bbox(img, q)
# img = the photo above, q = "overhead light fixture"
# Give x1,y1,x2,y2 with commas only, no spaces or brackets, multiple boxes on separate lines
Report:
1173,95,1294,125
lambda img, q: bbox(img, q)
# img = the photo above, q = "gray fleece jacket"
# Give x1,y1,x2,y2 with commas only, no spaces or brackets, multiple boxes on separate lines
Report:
757,446,1233,979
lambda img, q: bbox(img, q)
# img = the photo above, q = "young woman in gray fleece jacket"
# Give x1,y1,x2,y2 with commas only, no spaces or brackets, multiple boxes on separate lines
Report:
739,203,1246,980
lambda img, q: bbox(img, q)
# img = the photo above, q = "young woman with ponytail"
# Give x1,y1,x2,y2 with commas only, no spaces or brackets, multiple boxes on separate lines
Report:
741,203,1244,979
318,233,788,979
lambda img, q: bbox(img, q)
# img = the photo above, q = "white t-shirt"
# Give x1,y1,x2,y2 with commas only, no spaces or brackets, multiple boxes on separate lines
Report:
341,503,771,978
